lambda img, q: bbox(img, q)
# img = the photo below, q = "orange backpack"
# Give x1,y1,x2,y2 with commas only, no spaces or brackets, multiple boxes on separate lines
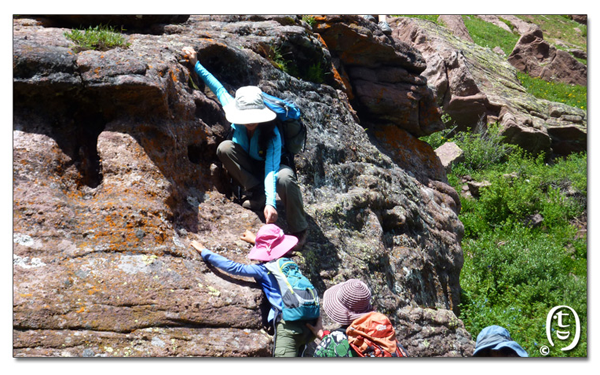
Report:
346,311,409,357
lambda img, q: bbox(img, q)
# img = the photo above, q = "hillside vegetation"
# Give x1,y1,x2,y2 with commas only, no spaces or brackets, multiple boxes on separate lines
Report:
412,14,588,357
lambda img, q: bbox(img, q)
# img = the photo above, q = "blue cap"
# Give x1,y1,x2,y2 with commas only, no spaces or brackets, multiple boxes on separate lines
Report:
473,325,528,357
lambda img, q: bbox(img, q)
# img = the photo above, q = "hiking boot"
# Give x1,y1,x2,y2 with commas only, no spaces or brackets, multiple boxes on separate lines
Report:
292,229,309,250
242,186,266,211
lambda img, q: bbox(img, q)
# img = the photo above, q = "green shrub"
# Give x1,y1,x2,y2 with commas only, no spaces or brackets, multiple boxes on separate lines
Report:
418,124,454,150
64,24,129,52
268,44,290,73
301,15,316,28
460,224,587,357
457,150,586,235
452,122,516,172
305,61,325,84
456,149,587,357
268,43,326,84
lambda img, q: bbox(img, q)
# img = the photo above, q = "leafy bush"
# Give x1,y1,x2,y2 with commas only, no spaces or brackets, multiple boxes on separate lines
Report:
451,122,516,172
268,44,290,73
305,61,325,84
456,149,587,357
268,43,326,84
301,15,316,28
64,24,129,52
419,129,450,150
460,223,587,357
418,121,455,149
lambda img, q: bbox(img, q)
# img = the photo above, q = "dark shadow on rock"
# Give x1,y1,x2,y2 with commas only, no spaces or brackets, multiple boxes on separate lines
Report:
13,89,105,190
13,82,208,236
294,214,341,295
28,15,191,34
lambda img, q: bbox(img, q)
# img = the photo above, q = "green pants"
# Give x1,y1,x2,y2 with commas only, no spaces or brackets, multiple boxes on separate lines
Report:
273,319,316,357
217,140,308,233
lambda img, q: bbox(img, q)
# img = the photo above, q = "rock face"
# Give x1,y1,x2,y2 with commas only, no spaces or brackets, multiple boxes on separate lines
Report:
311,15,444,138
477,15,541,35
508,29,587,87
13,15,472,357
392,17,587,157
438,15,473,42
568,15,587,25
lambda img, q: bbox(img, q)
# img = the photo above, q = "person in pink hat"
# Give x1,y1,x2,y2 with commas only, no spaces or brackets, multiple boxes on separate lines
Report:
191,224,316,357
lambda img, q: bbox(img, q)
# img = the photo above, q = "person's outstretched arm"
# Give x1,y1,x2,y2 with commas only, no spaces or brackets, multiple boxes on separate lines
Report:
182,47,233,107
191,240,263,278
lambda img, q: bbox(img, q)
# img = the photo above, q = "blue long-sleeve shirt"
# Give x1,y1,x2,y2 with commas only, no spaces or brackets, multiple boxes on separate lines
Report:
200,248,283,323
193,61,281,208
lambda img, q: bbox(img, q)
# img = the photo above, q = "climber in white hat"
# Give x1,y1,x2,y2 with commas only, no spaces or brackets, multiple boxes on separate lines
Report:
182,46,309,248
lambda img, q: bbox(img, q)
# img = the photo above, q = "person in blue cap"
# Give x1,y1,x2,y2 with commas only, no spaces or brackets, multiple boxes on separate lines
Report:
473,325,528,357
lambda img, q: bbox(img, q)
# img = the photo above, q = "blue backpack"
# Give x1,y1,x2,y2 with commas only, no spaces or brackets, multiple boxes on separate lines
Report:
261,92,307,155
265,257,320,321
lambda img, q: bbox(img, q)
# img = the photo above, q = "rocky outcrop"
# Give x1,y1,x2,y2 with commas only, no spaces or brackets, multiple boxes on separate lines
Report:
497,15,541,35
568,15,587,25
13,15,472,357
439,15,473,42
392,17,586,157
312,15,444,138
508,29,587,86
476,15,512,33
477,15,540,35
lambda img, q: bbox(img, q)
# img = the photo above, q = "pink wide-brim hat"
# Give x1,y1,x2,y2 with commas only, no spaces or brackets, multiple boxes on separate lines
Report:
323,279,373,325
247,224,298,262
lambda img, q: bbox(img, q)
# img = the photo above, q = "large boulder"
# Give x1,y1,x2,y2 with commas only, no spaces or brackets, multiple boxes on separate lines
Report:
477,15,541,35
508,29,587,86
439,15,473,42
13,15,472,357
312,15,444,138
568,15,587,25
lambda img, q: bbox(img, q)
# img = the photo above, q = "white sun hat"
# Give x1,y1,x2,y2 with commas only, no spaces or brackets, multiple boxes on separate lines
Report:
223,86,277,125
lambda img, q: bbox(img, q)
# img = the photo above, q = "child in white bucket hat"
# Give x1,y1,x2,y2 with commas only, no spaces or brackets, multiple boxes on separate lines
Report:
191,224,315,357
182,46,309,249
